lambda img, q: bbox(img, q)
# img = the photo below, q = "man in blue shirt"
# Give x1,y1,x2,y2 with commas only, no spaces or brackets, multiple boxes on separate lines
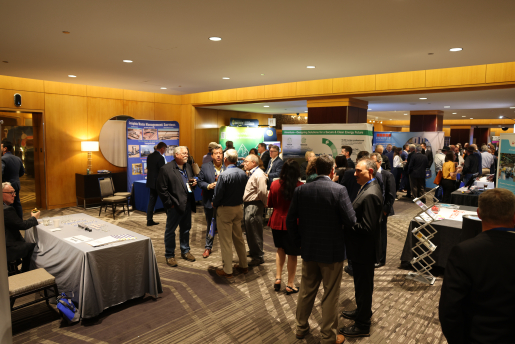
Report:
212,149,249,279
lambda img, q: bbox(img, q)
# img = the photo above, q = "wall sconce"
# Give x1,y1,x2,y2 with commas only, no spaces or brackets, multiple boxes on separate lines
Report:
81,141,99,174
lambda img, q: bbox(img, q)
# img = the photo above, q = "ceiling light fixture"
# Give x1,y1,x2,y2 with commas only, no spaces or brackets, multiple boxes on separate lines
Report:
404,113,408,116
452,113,457,114
263,105,269,108
450,47,463,52
499,116,504,118
389,119,392,120
68,75,76,78
419,97,427,100
444,106,450,108
470,118,473,119
307,66,316,69
209,37,222,41
222,77,230,79
510,107,515,109
160,87,167,89
305,111,308,113
368,108,372,110
462,116,466,117
123,60,133,63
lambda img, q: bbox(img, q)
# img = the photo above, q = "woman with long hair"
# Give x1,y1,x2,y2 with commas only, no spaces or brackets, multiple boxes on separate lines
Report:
441,151,461,202
392,146,403,197
305,158,318,183
333,155,347,182
268,159,303,295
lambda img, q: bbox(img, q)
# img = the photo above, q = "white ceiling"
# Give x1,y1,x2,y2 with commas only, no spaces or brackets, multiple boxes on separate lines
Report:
1,0,515,95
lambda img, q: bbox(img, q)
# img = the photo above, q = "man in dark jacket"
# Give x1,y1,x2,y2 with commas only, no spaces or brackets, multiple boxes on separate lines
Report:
2,140,25,219
341,146,355,169
197,144,225,258
439,188,515,344
408,145,428,201
462,146,479,185
146,142,167,226
340,158,383,338
257,143,270,171
287,155,355,344
3,181,40,272
420,143,434,169
374,144,391,171
265,145,283,189
156,146,197,267
340,151,370,203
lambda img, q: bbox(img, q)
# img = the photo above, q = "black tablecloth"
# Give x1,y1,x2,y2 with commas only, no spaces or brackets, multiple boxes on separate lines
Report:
450,190,479,207
400,205,482,268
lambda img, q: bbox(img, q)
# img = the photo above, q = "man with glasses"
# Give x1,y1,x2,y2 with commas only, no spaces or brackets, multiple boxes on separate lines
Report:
2,140,25,219
3,182,40,272
265,145,283,189
242,154,268,266
157,146,197,267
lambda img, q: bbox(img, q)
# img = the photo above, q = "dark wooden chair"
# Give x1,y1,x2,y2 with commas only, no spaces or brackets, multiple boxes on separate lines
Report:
98,177,127,219
110,178,131,216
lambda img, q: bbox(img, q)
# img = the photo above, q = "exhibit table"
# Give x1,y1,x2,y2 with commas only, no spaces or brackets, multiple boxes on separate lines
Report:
133,180,202,212
450,190,480,207
400,205,482,268
25,213,162,319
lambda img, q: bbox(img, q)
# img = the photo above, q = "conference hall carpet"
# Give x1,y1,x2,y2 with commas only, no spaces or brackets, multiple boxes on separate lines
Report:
12,191,448,343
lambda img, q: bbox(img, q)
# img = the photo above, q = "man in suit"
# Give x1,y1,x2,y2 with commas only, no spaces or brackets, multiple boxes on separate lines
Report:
287,155,355,344
341,145,355,169
420,143,433,169
471,144,483,175
385,144,394,169
408,145,428,201
439,188,515,344
462,146,478,186
157,146,197,267
3,182,40,272
212,149,249,279
198,144,225,258
2,140,25,219
257,143,270,171
340,158,383,338
370,153,396,267
202,142,218,166
374,145,390,171
265,145,283,189
146,142,167,226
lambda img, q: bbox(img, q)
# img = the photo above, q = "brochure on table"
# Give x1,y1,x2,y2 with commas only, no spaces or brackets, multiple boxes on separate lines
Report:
497,133,515,195
219,126,277,158
373,131,445,188
126,119,180,192
282,123,373,159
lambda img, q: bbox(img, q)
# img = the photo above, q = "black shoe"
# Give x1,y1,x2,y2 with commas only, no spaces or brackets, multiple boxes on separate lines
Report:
344,265,354,277
340,309,357,320
248,258,265,266
147,220,159,226
339,325,370,337
375,262,385,268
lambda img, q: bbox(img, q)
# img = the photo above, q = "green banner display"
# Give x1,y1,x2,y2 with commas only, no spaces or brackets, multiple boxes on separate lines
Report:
219,126,277,158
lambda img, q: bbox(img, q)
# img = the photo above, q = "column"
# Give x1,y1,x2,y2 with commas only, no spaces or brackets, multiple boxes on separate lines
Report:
409,110,443,131
307,98,368,124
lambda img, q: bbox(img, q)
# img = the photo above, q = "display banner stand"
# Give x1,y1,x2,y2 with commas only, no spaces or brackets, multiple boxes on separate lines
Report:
406,186,440,285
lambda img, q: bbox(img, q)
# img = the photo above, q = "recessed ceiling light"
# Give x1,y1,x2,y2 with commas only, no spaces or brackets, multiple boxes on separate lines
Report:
160,87,167,89
419,97,427,100
261,74,265,76
68,75,76,78
452,113,457,114
304,111,308,113
450,48,463,52
462,116,466,117
389,119,392,120
123,60,133,63
263,105,269,108
222,77,230,80
510,107,515,109
444,106,450,108
307,66,316,69
380,121,383,124
404,113,408,116
470,118,473,119
209,37,222,41
368,108,372,110
499,116,503,118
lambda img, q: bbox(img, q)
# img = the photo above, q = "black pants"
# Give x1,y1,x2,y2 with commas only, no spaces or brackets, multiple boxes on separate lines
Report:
147,188,159,221
380,216,388,264
410,176,425,200
204,207,215,249
352,261,375,329
441,179,456,203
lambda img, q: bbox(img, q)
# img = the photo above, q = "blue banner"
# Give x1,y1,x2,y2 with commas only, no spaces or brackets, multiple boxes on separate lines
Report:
230,118,259,127
126,119,179,192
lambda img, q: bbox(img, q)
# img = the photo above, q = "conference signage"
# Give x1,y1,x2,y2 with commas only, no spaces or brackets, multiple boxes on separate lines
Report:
126,119,179,192
497,134,515,194
219,126,277,158
373,131,445,188
282,123,373,160
229,118,259,127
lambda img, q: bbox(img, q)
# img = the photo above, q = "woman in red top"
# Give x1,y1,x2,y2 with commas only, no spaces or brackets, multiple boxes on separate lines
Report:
268,159,303,295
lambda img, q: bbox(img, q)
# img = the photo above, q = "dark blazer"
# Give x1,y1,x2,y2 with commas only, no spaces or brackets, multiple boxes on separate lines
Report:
156,161,196,214
198,161,225,209
4,204,37,261
473,151,482,174
408,152,428,178
380,169,396,216
146,150,166,189
462,154,479,175
381,154,391,171
385,150,395,169
422,149,434,168
347,158,355,169
266,157,284,188
374,171,386,199
403,151,413,172
345,179,383,264
439,230,515,344
2,152,24,190
286,176,356,264
260,150,270,171
300,160,308,180
340,168,360,202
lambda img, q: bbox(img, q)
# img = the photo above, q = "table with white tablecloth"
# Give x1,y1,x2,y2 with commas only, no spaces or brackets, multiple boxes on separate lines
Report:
25,213,162,319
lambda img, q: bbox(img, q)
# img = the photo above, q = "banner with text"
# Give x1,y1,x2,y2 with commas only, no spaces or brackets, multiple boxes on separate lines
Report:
282,123,373,160
126,119,179,192
497,133,515,194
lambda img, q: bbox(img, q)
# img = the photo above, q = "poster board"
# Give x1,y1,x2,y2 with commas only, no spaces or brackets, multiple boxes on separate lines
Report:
282,123,373,159
496,133,515,194
219,126,277,158
126,119,179,192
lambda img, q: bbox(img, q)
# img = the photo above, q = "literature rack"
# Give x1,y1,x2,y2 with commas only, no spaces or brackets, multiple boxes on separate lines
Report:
405,186,440,285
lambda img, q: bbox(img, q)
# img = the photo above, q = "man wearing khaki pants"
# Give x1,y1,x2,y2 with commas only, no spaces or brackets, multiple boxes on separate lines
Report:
212,149,249,278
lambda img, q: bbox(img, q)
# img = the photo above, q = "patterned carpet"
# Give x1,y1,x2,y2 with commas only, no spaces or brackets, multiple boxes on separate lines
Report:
11,191,448,344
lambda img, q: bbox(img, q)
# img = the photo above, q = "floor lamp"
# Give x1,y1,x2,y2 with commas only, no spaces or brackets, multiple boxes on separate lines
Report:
81,141,99,174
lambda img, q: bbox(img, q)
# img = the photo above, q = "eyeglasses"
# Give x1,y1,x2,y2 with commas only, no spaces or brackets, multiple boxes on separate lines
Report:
3,191,15,196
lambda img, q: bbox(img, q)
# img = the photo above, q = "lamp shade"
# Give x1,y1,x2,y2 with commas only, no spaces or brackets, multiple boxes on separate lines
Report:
81,141,99,152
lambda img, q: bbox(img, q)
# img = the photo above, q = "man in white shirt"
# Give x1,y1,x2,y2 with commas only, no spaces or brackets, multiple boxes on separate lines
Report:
481,145,494,175
434,146,449,174
243,154,268,266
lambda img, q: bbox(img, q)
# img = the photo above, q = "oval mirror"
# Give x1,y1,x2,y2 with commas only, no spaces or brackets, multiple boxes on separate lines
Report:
99,115,133,167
